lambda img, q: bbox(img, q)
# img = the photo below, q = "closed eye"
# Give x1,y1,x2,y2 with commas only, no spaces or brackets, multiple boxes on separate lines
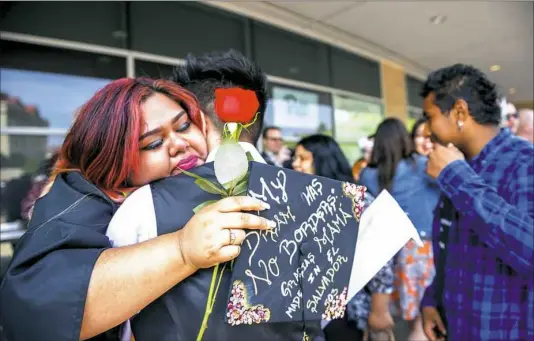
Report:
142,140,163,151
176,121,191,133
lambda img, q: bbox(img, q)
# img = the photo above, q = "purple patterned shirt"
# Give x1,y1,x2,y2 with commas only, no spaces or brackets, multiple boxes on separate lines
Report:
421,129,534,341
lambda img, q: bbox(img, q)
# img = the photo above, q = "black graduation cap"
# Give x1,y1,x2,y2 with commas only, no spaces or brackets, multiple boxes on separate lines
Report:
225,162,365,325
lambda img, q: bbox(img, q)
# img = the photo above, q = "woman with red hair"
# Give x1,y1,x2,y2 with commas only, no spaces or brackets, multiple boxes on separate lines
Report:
0,77,272,341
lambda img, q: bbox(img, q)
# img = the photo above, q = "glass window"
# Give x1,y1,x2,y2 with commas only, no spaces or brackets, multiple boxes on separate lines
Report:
0,41,126,129
135,60,176,79
0,2,126,48
0,134,64,223
333,95,383,165
330,47,381,98
253,22,330,86
407,107,424,131
130,2,246,58
264,84,333,142
0,69,113,129
406,75,424,108
0,41,125,224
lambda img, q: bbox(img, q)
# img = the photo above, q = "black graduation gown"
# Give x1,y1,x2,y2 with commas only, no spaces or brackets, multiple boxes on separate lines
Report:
131,162,322,341
0,172,120,341
0,166,322,341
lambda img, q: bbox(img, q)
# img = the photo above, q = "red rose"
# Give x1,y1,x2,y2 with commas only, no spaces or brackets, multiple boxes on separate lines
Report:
214,88,259,123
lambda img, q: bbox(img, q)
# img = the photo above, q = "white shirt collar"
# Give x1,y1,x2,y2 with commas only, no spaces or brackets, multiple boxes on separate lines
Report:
206,142,266,164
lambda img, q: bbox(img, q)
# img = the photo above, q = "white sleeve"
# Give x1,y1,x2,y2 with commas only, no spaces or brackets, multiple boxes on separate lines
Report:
106,185,158,247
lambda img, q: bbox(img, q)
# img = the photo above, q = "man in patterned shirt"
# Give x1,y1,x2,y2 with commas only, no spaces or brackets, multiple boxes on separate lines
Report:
420,64,533,341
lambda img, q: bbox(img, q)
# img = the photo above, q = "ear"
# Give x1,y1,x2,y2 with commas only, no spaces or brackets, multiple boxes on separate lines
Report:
453,98,470,123
204,118,222,153
200,110,208,137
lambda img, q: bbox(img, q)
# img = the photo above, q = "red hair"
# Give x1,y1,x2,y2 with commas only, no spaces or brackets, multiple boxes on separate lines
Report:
51,77,203,201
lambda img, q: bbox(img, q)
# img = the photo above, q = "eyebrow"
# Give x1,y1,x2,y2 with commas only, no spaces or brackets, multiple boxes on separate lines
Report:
139,110,186,141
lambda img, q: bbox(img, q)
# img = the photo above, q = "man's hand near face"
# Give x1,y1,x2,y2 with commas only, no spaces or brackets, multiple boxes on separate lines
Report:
426,143,465,179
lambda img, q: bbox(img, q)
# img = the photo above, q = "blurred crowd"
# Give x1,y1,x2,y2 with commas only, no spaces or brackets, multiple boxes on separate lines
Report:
0,51,532,341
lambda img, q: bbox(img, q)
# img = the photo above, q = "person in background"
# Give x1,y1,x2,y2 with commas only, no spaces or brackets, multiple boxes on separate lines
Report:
420,64,533,341
292,134,395,341
360,118,440,341
358,135,374,163
505,102,518,134
0,174,32,224
352,157,368,183
516,108,533,143
20,150,60,221
411,118,433,156
260,126,290,167
281,147,295,169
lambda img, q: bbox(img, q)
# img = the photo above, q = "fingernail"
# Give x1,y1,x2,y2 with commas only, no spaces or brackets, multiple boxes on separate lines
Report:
261,201,271,210
267,220,276,228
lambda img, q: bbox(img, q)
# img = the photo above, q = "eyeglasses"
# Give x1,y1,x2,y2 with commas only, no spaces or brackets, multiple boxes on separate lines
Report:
506,113,518,120
265,137,284,142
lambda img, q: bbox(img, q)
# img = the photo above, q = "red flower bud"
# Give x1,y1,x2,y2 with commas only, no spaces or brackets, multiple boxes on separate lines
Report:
214,88,259,123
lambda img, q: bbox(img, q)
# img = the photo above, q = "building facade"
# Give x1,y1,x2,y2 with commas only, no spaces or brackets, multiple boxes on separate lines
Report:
0,1,425,222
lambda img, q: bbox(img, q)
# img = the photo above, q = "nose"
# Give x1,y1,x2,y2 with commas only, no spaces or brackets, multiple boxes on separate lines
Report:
168,132,189,156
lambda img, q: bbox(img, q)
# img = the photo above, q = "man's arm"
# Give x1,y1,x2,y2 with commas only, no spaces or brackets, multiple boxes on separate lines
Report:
437,159,534,277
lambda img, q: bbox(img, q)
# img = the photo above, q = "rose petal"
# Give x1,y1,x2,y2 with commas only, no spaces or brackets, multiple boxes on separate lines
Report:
214,141,249,189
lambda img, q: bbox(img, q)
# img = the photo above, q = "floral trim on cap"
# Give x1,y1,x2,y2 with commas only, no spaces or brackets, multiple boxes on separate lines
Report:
227,280,271,325
342,183,366,221
322,286,348,320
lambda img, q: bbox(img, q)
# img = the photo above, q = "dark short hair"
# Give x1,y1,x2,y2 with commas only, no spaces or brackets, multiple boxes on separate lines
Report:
171,50,268,144
421,64,501,125
297,134,354,183
262,126,281,139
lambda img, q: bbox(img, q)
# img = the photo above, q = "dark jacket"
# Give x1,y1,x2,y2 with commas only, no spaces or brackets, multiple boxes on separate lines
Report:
0,167,321,341
260,151,277,166
0,172,120,341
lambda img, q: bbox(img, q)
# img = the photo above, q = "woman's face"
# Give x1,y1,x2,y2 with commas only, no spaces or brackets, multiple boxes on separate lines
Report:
130,93,208,186
414,122,433,156
292,144,315,175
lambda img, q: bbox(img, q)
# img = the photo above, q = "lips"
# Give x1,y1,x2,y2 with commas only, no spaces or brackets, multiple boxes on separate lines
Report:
175,155,199,172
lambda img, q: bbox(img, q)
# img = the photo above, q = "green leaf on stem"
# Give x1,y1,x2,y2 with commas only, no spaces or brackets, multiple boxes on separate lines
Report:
179,168,205,181
194,178,227,196
193,200,219,213
246,151,254,162
242,112,259,130
231,179,248,196
179,167,227,195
